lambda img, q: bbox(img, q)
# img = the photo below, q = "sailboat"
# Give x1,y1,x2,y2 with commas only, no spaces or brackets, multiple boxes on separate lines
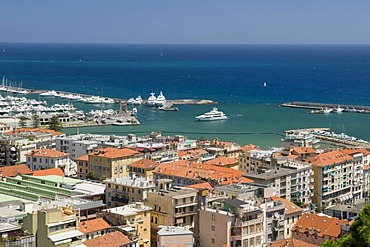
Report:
263,82,267,87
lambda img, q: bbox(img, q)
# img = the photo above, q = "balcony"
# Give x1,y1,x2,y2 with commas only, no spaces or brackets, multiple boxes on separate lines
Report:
111,196,129,204
174,210,197,217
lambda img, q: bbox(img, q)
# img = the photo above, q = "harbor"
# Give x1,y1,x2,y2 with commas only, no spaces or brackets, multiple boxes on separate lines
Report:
0,81,217,129
284,128,370,148
281,101,370,114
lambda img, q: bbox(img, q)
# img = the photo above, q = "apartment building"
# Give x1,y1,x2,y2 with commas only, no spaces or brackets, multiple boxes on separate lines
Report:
271,196,302,239
244,162,313,205
105,175,156,207
88,147,141,180
25,148,76,176
102,202,152,247
306,150,359,209
238,149,273,173
291,213,347,246
147,179,197,246
23,206,83,247
198,199,265,247
127,158,159,179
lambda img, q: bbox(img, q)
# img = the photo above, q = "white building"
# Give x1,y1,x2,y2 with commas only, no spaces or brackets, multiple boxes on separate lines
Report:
25,148,77,176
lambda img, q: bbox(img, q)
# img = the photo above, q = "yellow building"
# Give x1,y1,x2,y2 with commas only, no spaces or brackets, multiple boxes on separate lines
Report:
127,158,159,179
23,206,82,247
88,147,141,180
102,202,152,247
147,179,197,247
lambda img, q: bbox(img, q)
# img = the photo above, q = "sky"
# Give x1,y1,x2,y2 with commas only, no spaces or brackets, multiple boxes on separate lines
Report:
1,1,370,44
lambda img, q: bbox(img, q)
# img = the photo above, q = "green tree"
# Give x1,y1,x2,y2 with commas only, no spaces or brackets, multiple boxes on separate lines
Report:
349,203,370,246
18,116,28,128
32,114,40,128
86,171,95,180
49,115,61,131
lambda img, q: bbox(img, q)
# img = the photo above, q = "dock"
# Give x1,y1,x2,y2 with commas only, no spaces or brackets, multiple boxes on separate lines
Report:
281,101,370,113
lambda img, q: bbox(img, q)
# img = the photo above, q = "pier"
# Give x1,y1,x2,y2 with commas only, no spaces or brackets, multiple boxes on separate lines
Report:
281,101,370,113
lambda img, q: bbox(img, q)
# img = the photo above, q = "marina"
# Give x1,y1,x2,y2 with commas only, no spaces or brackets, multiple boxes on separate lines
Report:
0,81,217,129
285,128,370,148
281,101,370,114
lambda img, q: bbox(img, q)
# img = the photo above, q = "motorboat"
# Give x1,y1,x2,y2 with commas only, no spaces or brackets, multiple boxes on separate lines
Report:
147,93,156,106
127,98,135,105
195,107,228,121
155,91,166,107
333,105,344,113
319,107,333,114
133,96,143,105
131,107,138,116
40,90,59,97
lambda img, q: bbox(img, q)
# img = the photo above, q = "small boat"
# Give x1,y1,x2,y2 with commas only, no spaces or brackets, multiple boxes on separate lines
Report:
147,93,156,106
263,82,267,87
155,91,166,107
320,107,333,114
40,90,59,97
333,105,344,113
131,107,138,116
195,107,228,121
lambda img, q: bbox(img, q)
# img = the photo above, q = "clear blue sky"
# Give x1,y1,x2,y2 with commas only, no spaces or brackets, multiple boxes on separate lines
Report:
1,0,369,44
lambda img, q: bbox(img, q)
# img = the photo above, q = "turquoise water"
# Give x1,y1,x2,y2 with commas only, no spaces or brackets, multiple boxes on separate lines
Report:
1,43,370,148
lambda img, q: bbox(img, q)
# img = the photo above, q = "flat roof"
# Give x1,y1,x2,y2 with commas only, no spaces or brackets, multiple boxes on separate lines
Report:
24,175,83,186
157,226,193,236
0,194,22,204
245,168,296,180
48,230,83,242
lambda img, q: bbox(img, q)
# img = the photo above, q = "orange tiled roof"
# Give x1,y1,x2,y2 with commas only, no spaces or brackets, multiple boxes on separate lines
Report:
78,218,110,234
271,196,302,215
292,147,317,155
76,154,89,162
83,231,132,247
357,148,370,156
33,168,64,176
305,150,352,167
25,149,69,158
364,165,369,171
90,147,139,159
203,156,238,167
186,182,213,190
5,127,63,136
292,213,347,238
0,164,32,177
241,144,260,152
153,160,253,186
128,158,159,170
341,149,363,155
271,238,318,247
178,149,208,160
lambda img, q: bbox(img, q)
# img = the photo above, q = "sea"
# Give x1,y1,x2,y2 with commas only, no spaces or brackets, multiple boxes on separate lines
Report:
0,43,370,149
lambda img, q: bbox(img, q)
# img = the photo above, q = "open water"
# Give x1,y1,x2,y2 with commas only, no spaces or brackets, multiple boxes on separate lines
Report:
0,43,370,148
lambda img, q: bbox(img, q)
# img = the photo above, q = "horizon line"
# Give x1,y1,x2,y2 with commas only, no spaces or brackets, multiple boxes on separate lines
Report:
1,41,370,46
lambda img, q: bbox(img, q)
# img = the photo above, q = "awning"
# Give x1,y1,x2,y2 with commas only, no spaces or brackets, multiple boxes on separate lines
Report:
49,230,83,242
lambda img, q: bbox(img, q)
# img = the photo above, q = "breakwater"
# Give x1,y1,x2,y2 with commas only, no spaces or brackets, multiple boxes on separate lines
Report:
281,102,370,113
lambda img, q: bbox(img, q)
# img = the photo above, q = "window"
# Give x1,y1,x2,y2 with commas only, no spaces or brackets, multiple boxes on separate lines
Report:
211,225,215,231
155,217,157,224
211,238,215,244
287,217,290,224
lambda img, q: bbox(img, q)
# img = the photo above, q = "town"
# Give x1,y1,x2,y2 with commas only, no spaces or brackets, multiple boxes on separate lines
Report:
0,121,368,247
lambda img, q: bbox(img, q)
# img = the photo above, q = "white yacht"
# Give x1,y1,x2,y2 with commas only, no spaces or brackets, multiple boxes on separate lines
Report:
127,98,135,105
133,96,143,105
147,93,156,106
195,107,228,121
333,105,344,113
40,90,59,97
155,91,166,107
